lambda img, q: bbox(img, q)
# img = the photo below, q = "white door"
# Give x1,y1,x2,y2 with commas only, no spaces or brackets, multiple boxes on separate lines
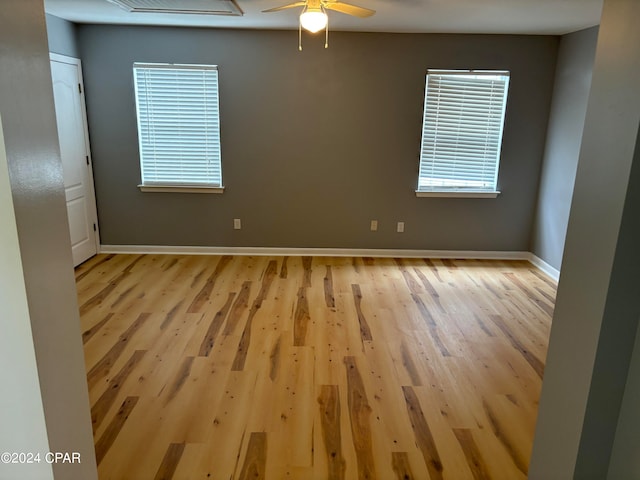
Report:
50,53,99,266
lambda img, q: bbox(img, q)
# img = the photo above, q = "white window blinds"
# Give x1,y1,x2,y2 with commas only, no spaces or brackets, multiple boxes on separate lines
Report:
133,63,222,187
418,70,510,193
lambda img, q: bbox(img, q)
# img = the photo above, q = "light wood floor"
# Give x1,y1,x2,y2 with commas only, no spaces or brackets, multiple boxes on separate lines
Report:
75,254,555,480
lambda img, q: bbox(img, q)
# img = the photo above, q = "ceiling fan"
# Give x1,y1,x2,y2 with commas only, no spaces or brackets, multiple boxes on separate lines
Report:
262,0,375,50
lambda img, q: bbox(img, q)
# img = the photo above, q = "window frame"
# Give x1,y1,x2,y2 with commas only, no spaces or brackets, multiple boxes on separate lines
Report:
415,69,510,199
133,62,224,194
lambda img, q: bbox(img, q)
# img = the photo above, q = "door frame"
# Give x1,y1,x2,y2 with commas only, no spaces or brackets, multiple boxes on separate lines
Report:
50,52,100,260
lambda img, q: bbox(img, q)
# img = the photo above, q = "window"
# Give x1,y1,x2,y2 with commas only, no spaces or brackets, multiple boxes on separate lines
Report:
133,63,223,193
417,70,510,198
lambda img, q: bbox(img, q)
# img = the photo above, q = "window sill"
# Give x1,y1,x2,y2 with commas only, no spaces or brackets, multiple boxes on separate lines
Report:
415,190,500,198
138,185,225,194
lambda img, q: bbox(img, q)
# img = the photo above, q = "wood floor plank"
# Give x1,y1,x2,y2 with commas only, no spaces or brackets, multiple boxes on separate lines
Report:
302,256,313,288
402,386,444,480
198,291,235,356
410,293,451,357
75,253,116,281
324,265,336,308
344,356,376,479
280,256,289,279
82,312,113,344
351,284,373,342
164,356,195,404
490,314,545,379
193,371,259,479
76,255,555,480
360,339,424,454
222,280,252,335
293,287,310,346
231,261,278,371
86,312,149,390
503,272,554,317
453,428,492,480
423,259,444,282
153,442,185,480
413,267,445,313
187,255,233,313
318,385,346,480
392,452,415,480
482,398,528,476
269,335,282,382
91,349,146,430
237,432,267,480
79,271,128,316
265,343,315,468
95,396,139,465
160,300,184,331
396,259,422,295
400,340,423,387
179,351,238,444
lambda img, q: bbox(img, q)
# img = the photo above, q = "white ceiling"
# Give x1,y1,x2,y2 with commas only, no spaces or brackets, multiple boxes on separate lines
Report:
45,0,603,35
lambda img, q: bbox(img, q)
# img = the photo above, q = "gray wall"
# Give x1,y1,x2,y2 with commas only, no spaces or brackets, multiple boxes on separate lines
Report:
531,27,598,270
608,313,640,478
0,2,97,479
529,0,640,477
45,13,78,57
77,25,558,250
574,119,640,478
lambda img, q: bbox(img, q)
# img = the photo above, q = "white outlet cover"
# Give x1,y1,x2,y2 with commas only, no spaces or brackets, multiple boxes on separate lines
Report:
370,220,378,231
397,222,405,233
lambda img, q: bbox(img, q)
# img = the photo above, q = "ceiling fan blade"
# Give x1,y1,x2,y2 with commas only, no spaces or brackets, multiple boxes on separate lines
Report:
262,2,306,13
324,1,375,17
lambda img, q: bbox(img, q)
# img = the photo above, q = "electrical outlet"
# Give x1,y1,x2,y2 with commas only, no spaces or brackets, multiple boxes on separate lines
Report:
370,220,378,231
397,221,405,233
233,218,242,230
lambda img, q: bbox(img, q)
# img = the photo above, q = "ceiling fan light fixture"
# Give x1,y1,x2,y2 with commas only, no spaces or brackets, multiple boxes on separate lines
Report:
300,8,328,33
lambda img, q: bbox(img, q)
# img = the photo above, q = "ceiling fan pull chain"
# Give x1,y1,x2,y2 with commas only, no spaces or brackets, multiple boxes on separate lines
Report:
325,12,329,48
298,19,303,51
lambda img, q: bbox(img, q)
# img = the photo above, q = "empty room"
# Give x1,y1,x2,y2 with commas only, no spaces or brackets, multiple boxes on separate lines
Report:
2,0,640,479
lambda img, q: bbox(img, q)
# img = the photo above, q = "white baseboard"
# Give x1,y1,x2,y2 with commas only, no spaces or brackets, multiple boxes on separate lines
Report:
528,253,560,281
99,245,561,278
100,244,531,261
